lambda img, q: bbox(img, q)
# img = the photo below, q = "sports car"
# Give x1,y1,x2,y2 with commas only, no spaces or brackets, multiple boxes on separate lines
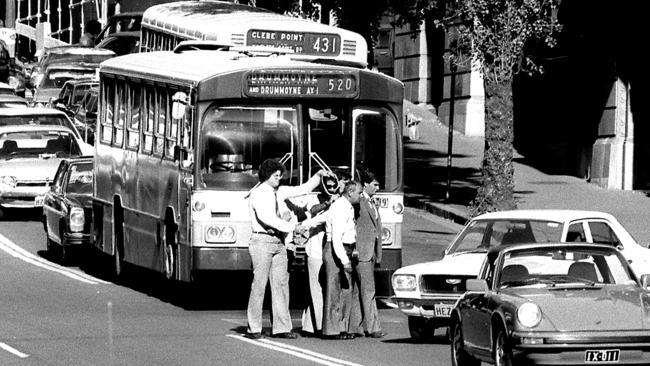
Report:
391,210,650,340
450,243,650,365
42,157,93,263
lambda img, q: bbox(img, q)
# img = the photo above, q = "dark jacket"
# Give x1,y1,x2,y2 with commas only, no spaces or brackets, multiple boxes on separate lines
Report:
355,195,382,263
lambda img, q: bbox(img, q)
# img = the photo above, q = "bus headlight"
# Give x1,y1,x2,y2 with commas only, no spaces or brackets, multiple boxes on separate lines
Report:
205,224,237,243
0,176,17,189
193,200,206,212
381,227,392,244
69,207,85,232
392,202,404,214
392,274,417,291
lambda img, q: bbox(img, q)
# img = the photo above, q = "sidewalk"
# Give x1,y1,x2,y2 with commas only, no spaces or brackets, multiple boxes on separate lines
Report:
403,101,650,246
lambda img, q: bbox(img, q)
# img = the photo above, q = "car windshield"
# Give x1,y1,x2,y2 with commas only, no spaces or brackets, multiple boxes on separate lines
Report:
448,219,564,254
497,246,635,288
0,131,81,159
66,163,93,194
41,71,95,89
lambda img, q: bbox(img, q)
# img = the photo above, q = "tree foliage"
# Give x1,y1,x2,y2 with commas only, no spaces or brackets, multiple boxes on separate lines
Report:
389,0,561,215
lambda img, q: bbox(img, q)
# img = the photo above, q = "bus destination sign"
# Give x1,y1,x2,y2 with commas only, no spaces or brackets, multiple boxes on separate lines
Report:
244,70,359,98
247,29,341,55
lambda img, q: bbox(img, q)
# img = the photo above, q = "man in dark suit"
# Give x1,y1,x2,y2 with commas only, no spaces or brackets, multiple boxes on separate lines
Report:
350,168,385,338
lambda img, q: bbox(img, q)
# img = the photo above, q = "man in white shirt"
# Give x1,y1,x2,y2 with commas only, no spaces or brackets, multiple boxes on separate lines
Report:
321,180,362,339
246,159,325,339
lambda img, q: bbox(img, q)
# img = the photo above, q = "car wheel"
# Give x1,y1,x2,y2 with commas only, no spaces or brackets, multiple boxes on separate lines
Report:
408,316,436,341
494,327,514,366
163,223,177,281
450,321,480,366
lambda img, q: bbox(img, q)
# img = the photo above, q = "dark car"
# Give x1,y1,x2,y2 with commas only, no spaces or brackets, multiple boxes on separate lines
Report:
72,86,98,145
94,12,143,46
450,243,650,366
32,64,98,106
51,79,98,117
42,157,93,263
96,31,140,56
28,46,114,90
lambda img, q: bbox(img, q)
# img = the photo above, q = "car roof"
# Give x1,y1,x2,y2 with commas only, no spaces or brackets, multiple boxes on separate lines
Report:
487,242,618,258
0,107,68,116
0,95,28,102
61,79,99,87
63,156,94,164
0,124,78,134
473,209,616,223
44,46,116,56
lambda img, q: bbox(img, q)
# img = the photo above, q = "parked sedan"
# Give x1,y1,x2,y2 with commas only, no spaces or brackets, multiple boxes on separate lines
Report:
0,125,90,218
42,157,93,263
391,209,650,340
451,243,650,366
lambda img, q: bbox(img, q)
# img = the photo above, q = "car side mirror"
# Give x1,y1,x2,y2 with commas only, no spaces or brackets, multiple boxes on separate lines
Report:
640,274,650,290
466,279,488,292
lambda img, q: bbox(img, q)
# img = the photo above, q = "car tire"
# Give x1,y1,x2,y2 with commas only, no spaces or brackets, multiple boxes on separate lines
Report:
408,316,436,341
494,327,514,366
450,321,480,366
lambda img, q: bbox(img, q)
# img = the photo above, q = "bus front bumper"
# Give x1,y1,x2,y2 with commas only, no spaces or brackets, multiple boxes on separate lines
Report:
193,247,252,270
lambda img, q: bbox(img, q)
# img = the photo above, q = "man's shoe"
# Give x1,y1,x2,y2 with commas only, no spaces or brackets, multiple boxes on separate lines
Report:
272,332,299,339
245,332,263,339
352,333,365,339
367,331,386,338
322,333,350,340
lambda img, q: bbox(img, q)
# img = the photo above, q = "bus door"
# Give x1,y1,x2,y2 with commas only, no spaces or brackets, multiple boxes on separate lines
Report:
172,91,194,281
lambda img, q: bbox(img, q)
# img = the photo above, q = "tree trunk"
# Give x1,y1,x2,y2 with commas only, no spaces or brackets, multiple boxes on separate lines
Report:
470,80,517,216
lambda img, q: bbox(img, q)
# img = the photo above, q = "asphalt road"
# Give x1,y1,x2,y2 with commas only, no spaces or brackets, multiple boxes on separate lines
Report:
0,207,464,366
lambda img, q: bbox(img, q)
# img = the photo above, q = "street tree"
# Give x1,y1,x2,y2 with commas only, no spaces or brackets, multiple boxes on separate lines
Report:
390,0,562,215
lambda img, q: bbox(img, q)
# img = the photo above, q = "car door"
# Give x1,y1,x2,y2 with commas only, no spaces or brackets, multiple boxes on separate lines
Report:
461,263,495,353
44,161,68,243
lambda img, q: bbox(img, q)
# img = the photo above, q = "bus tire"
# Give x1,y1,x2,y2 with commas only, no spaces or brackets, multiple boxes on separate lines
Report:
163,222,178,281
113,207,125,280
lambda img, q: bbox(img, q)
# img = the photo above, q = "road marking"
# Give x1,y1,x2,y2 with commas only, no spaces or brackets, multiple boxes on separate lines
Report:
0,233,110,285
0,342,29,358
227,334,364,366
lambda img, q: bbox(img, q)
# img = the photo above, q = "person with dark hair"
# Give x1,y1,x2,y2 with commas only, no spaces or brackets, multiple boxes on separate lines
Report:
79,19,102,47
349,168,386,338
246,158,326,340
321,180,362,340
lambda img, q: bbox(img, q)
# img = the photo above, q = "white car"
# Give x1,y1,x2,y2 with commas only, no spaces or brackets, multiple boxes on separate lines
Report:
0,124,92,217
391,209,650,340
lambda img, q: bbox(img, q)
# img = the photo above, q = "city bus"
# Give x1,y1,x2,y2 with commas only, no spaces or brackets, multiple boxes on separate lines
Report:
139,0,368,67
92,47,403,295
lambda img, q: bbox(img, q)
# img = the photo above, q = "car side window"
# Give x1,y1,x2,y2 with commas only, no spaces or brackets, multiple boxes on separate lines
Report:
566,223,586,242
52,162,67,193
588,221,621,247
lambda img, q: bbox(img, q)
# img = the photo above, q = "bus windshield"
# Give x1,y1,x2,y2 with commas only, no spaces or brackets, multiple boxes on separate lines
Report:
199,106,297,190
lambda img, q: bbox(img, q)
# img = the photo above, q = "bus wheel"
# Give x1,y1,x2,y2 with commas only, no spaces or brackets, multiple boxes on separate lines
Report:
163,224,177,281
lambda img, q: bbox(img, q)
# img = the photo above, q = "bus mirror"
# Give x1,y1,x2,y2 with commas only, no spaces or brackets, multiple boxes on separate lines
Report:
172,92,188,120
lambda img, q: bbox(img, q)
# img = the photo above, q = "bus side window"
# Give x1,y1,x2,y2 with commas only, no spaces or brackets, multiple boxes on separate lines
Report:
127,81,141,149
142,86,154,154
182,106,192,149
166,91,178,157
113,80,125,147
154,88,167,157
100,77,115,145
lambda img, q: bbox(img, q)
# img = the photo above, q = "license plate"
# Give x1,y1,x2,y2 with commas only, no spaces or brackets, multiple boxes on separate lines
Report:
433,303,454,317
34,196,44,207
585,349,620,363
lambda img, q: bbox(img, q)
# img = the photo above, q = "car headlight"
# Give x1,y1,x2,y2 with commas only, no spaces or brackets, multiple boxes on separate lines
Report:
517,302,542,328
0,176,17,189
69,207,85,232
392,274,417,291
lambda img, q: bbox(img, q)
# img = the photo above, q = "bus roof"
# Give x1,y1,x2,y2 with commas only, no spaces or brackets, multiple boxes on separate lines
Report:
100,50,403,103
141,0,368,67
